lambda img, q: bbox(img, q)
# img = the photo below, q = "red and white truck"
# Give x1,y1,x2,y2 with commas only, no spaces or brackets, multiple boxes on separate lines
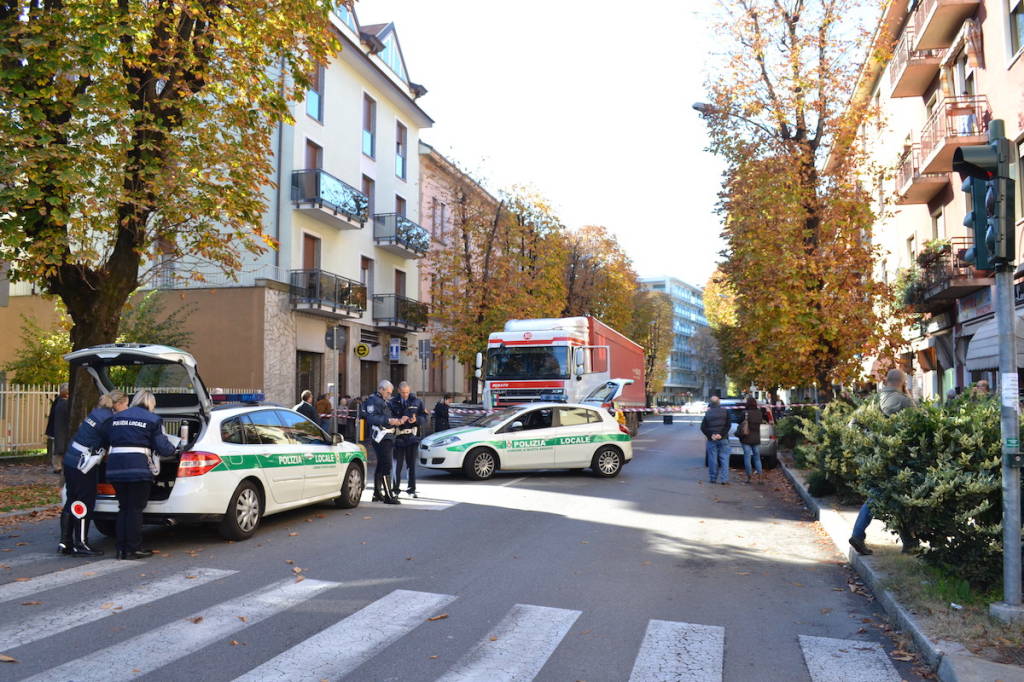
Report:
479,316,646,434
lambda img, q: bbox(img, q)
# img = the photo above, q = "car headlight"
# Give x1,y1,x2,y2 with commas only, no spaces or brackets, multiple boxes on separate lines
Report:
431,435,462,447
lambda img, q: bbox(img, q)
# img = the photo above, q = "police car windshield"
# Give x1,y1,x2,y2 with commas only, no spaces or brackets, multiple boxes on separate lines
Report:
486,347,569,380
470,408,520,428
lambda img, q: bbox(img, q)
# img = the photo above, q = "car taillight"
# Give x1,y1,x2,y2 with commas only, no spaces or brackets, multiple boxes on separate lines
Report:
96,483,115,496
177,451,222,477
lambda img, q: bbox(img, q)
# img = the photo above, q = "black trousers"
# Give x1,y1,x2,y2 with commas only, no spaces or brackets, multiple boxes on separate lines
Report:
394,443,417,492
63,465,98,517
113,481,151,553
372,438,394,494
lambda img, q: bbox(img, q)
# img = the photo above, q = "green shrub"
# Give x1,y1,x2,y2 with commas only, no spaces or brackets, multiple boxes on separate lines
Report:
793,399,863,501
806,469,836,497
775,416,803,450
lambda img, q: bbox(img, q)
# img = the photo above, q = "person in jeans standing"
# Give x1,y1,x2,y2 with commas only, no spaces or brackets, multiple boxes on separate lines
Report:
849,368,915,555
701,396,731,485
739,396,764,484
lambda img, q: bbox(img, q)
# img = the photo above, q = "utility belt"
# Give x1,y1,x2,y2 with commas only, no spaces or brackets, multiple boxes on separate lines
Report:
109,445,159,476
72,441,105,475
371,425,396,443
395,426,419,437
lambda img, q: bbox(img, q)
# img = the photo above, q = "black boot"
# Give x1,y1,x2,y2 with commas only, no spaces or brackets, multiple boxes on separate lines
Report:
382,475,400,505
372,477,383,502
70,518,103,557
58,512,73,555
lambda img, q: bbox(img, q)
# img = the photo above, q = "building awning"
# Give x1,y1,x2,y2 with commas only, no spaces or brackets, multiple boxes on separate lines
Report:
964,314,1024,371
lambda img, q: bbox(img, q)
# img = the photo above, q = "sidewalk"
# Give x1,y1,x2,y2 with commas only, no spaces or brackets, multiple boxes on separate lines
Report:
780,454,1024,682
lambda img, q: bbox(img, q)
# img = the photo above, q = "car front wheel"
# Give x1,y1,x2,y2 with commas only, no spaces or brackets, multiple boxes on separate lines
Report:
218,481,262,541
592,446,623,478
335,463,364,509
463,448,497,481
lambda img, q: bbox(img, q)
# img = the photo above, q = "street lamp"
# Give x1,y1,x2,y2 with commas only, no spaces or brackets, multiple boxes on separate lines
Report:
692,101,778,138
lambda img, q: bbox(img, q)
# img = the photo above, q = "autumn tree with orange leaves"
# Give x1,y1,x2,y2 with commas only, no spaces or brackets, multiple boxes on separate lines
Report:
699,0,907,393
562,225,638,333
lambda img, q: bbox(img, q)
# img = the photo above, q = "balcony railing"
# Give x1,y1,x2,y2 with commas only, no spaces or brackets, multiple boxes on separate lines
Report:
373,213,430,258
290,269,367,319
889,28,943,98
918,95,988,173
903,236,991,312
912,0,980,51
291,169,368,229
372,294,428,332
895,145,947,204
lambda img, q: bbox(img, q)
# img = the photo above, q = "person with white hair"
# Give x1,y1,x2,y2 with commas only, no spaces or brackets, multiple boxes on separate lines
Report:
363,379,403,504
98,389,178,559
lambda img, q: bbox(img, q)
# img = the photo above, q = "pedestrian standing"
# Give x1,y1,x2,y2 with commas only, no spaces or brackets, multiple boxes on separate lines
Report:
98,390,177,560
391,382,427,498
45,383,70,474
294,389,317,422
433,393,453,433
59,390,129,556
700,396,731,485
315,393,333,432
739,396,764,484
849,369,916,556
363,380,401,504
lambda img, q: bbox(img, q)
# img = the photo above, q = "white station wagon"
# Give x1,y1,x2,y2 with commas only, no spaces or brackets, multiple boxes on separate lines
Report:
418,402,633,480
65,344,367,541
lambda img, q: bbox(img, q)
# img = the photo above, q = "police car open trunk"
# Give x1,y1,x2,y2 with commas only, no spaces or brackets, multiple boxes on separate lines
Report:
65,344,212,501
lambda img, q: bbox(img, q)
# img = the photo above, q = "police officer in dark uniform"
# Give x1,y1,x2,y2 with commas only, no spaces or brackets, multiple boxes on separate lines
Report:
390,381,427,498
59,390,129,556
98,390,177,560
363,380,401,505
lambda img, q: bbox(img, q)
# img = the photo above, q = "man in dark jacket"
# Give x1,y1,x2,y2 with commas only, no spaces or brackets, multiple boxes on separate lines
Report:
294,390,317,423
700,396,732,484
45,383,70,473
390,382,427,498
433,394,453,433
363,381,402,504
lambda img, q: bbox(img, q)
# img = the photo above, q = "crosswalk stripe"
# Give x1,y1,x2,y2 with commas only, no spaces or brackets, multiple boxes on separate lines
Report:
0,559,133,604
628,619,725,682
0,567,234,651
24,577,339,682
436,603,581,682
0,553,52,570
799,634,902,682
233,588,455,681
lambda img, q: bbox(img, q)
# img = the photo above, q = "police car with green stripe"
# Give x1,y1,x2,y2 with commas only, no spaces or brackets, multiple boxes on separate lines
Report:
418,402,632,480
66,344,367,541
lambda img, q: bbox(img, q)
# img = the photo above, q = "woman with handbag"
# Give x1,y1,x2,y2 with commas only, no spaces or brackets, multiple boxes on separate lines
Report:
98,390,177,560
58,390,129,557
739,396,764,484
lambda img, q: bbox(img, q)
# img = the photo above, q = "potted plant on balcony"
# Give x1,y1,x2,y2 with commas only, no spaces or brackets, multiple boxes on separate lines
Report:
916,238,951,269
894,266,927,310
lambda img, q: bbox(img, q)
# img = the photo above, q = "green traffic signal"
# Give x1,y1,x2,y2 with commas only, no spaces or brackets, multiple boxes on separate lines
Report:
961,177,992,270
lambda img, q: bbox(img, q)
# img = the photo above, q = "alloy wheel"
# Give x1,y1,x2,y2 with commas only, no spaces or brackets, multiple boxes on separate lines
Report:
235,487,260,532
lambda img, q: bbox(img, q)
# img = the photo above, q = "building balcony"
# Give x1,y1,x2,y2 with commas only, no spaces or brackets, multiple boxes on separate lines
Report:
372,294,428,332
912,0,980,51
372,213,430,258
918,95,988,174
290,269,367,319
291,169,368,230
903,237,992,313
895,145,947,205
889,28,943,98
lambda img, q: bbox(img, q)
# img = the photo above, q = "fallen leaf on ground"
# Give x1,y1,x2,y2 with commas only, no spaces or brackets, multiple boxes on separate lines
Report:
429,655,439,659
292,567,302,574
285,560,294,565
186,575,197,580
489,636,498,641
13,578,29,582
288,533,299,537
230,640,244,646
99,602,115,610
316,513,325,518
820,608,831,615
295,575,305,583
190,616,204,624
0,654,17,663
735,571,751,576
578,629,592,635
238,616,248,623
14,542,27,546
791,582,804,587
580,541,589,544
362,516,372,520
20,601,41,606
427,613,448,622
406,557,414,561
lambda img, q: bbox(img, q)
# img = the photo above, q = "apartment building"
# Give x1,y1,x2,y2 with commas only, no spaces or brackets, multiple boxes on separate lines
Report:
0,3,434,405
639,276,709,403
855,0,1024,399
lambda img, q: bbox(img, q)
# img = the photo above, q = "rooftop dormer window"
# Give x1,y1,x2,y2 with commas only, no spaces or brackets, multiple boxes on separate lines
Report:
378,32,407,82
335,2,356,32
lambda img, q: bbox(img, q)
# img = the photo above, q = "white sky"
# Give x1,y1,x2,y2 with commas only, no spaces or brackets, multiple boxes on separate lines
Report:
361,0,726,290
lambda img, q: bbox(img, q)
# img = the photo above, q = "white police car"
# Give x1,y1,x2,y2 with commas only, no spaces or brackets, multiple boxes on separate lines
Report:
65,344,367,541
418,402,632,480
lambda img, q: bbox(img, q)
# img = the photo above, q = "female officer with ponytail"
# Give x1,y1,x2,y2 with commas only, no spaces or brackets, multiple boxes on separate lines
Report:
98,390,177,560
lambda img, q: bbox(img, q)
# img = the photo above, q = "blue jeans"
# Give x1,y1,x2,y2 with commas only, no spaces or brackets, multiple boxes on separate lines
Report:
852,501,872,541
741,443,762,476
706,438,730,483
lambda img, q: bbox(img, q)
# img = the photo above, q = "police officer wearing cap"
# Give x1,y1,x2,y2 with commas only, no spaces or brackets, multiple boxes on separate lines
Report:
98,390,177,560
390,381,427,498
364,380,402,504
58,389,129,557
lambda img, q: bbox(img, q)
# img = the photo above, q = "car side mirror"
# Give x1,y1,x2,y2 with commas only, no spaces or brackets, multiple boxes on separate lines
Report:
333,433,344,445
509,421,524,432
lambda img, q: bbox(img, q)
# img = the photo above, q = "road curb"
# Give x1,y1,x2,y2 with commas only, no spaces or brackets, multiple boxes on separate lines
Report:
0,504,61,520
779,458,953,678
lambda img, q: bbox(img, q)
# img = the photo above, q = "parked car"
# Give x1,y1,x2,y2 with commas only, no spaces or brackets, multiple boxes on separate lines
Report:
65,344,367,541
718,397,779,469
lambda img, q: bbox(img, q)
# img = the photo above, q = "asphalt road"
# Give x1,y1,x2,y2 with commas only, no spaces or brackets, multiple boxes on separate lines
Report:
0,417,926,682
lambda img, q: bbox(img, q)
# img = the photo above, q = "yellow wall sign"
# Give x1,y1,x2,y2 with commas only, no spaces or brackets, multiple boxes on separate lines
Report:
354,343,371,358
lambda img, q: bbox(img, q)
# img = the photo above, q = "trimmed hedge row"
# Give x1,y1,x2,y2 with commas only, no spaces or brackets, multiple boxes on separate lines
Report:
787,395,1021,590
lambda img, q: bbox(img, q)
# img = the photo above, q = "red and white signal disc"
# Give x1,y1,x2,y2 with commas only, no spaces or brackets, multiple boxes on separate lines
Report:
70,501,88,519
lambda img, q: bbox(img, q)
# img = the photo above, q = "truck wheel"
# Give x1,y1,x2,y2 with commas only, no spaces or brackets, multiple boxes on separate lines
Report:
93,519,116,538
463,448,497,481
218,481,262,541
335,463,364,509
592,446,623,478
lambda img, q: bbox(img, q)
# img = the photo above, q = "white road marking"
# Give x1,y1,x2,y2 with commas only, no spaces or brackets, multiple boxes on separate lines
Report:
233,588,455,681
25,577,339,682
437,603,581,682
496,476,528,487
0,559,132,603
0,553,52,570
628,619,725,682
358,489,456,511
0,567,234,650
799,634,902,682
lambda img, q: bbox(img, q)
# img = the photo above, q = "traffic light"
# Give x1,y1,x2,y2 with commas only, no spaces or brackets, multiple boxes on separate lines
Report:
953,120,1017,266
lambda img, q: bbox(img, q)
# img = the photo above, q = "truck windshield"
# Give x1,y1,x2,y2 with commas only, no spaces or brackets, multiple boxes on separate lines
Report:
486,347,569,380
